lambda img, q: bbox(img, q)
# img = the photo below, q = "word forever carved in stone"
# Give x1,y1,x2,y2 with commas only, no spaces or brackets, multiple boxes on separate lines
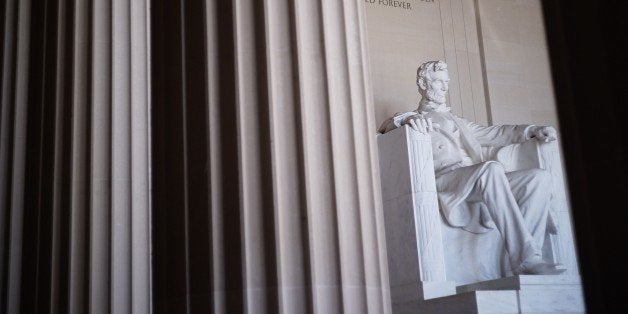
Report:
365,0,414,10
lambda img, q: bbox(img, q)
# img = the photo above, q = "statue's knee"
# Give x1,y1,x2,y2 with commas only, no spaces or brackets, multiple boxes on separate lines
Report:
529,169,552,185
484,162,506,177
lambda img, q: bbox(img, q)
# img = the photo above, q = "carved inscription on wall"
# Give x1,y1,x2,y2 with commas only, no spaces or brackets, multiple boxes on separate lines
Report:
365,0,435,11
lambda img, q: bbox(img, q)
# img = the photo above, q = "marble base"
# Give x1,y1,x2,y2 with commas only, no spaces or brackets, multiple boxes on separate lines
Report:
407,275,585,313
456,275,585,313
415,290,519,314
377,126,584,313
457,275,582,293
391,281,457,303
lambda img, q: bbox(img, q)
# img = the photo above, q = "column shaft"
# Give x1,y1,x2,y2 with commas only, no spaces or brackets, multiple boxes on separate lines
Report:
174,0,392,313
50,0,73,312
90,0,112,311
111,0,132,311
0,0,390,313
69,0,89,312
0,0,17,308
130,0,151,312
6,0,31,312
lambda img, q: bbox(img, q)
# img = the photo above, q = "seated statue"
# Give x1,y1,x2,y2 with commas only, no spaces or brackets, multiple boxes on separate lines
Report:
378,60,566,275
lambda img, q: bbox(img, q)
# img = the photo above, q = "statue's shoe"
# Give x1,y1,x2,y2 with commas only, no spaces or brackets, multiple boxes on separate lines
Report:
515,260,567,275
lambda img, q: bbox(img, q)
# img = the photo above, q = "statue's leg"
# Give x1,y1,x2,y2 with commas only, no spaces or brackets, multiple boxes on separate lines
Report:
467,162,541,270
505,169,552,254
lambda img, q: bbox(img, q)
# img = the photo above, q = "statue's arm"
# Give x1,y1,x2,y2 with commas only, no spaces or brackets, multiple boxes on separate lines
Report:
462,118,535,147
377,111,419,134
461,117,559,160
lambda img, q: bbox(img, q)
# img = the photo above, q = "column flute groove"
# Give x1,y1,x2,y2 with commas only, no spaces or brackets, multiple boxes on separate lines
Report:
112,0,132,311
354,2,392,310
294,0,345,312
6,0,32,312
205,1,226,312
50,0,73,311
0,0,17,309
130,0,151,312
342,1,389,312
263,0,311,310
90,0,112,311
321,0,369,312
178,1,191,311
69,0,91,312
233,0,276,312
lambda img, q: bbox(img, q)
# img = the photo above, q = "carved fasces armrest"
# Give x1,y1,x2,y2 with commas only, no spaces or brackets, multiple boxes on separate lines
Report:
377,125,450,290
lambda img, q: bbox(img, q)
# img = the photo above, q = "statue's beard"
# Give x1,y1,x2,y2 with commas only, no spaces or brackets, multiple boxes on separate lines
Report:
426,88,447,104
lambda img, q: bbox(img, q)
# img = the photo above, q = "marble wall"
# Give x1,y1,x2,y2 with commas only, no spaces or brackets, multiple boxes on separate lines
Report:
365,0,558,129
477,0,558,127
364,0,445,123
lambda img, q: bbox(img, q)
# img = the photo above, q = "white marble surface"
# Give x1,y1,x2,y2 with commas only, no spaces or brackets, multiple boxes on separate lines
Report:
457,275,585,313
415,290,519,313
457,275,582,293
378,125,456,309
416,275,585,313
478,0,559,128
518,289,585,313
365,0,490,126
378,126,585,311
416,288,585,313
441,217,509,284
379,60,574,280
377,59,583,312
538,141,580,275
379,127,574,286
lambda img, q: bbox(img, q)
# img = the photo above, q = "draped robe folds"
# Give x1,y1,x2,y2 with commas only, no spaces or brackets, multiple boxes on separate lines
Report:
378,108,558,234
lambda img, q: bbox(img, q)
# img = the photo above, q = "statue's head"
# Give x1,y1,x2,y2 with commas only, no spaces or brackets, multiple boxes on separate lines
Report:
416,60,450,105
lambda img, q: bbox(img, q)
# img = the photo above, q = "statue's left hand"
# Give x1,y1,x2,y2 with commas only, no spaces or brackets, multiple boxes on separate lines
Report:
531,126,558,142
405,116,437,134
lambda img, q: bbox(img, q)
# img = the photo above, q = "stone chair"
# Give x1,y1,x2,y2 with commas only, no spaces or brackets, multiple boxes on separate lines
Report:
377,125,581,312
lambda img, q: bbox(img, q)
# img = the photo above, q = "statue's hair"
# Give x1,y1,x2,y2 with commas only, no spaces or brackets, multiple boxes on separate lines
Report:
416,60,447,91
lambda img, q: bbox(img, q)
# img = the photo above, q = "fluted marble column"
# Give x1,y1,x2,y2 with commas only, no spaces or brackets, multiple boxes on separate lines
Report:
152,0,391,313
0,0,17,308
1,0,392,313
0,0,151,313
69,0,90,311
5,1,31,312
202,0,391,313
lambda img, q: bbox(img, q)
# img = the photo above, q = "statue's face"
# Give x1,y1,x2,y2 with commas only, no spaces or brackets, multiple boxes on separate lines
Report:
425,70,450,104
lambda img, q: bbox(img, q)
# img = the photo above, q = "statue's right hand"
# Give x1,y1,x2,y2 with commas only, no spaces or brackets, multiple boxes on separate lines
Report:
403,116,438,134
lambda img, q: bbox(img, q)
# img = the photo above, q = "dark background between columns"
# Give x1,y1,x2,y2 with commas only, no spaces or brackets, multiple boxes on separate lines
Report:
152,0,215,312
152,0,248,312
0,0,81,312
542,0,628,312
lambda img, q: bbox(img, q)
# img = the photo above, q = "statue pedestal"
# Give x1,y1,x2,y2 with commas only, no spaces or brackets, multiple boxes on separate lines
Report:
419,275,585,313
377,126,456,310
